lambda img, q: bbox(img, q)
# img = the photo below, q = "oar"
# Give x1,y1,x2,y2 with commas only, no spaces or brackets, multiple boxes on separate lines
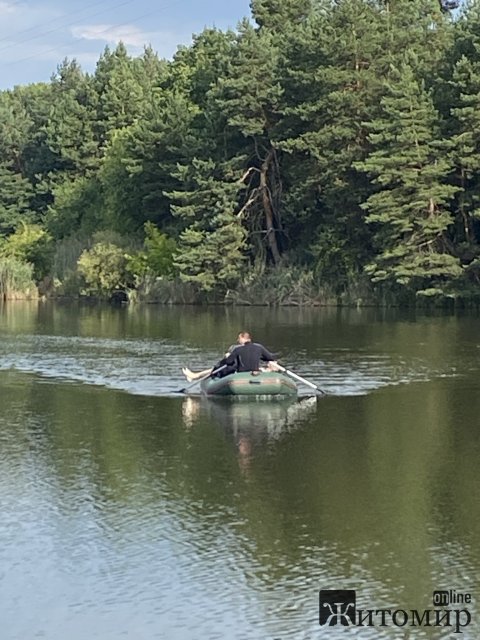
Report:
276,364,326,395
178,364,227,394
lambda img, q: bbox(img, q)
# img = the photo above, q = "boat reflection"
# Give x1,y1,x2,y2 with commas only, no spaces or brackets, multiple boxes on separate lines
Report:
181,395,319,473
181,395,318,440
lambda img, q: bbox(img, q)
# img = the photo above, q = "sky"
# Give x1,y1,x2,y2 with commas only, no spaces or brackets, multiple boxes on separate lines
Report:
0,0,252,89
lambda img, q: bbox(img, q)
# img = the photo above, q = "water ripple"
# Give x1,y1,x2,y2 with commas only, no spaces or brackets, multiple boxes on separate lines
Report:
0,332,460,397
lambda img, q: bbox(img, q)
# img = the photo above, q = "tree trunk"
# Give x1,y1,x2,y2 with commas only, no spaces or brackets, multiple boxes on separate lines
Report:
260,149,281,265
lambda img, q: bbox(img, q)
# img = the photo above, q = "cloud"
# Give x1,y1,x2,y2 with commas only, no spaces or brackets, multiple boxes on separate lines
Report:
70,23,196,59
71,23,149,48
0,1,16,14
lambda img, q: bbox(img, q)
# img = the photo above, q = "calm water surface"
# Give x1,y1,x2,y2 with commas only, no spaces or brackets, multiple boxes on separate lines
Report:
0,302,479,639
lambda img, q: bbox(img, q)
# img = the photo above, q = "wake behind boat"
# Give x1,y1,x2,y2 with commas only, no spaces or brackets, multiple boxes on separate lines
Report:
200,370,298,397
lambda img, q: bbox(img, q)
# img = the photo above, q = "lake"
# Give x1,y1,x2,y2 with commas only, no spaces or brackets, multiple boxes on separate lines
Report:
0,301,479,639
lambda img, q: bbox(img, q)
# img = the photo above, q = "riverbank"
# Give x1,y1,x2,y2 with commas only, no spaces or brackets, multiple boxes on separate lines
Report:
2,242,478,308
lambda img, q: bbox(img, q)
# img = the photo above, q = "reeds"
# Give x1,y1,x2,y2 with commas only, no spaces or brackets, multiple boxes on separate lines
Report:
0,257,37,300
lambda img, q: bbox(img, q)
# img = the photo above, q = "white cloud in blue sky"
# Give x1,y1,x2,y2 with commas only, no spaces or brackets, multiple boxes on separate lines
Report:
0,0,252,89
71,23,151,48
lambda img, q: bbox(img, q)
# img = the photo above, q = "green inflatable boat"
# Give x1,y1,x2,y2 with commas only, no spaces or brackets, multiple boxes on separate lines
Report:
200,371,298,397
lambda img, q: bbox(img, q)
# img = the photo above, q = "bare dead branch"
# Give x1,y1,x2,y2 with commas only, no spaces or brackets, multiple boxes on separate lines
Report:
237,193,258,218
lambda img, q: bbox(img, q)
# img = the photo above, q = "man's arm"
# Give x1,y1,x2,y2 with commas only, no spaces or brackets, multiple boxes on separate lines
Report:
259,344,276,362
218,345,241,367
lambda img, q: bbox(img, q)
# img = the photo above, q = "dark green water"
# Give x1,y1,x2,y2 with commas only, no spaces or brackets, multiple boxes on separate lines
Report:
1,302,479,639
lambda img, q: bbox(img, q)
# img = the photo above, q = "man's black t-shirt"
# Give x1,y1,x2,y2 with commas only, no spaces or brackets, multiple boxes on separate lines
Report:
220,342,275,372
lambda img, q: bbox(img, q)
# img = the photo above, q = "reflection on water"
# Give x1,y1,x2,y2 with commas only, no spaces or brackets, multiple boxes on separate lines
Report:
182,396,319,476
182,395,318,438
0,303,479,639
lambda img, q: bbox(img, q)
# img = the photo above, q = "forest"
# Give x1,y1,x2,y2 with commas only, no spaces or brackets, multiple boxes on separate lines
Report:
1,0,479,306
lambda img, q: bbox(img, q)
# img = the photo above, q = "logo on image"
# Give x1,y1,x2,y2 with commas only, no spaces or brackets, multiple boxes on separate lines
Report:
319,590,356,626
433,590,472,607
318,587,473,633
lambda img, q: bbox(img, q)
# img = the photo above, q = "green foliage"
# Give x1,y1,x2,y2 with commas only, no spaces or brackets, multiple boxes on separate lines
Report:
93,43,149,146
127,222,176,279
130,275,196,304
45,60,99,175
214,23,282,137
276,0,382,278
0,163,34,233
47,176,104,239
355,57,461,295
226,262,324,305
91,229,134,249
77,242,131,298
210,22,284,264
51,235,88,295
0,90,36,232
99,88,199,235
170,158,247,295
250,0,312,31
0,256,36,299
0,223,53,280
0,0,478,304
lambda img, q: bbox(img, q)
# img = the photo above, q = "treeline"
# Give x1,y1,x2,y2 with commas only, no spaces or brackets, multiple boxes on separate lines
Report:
0,0,479,305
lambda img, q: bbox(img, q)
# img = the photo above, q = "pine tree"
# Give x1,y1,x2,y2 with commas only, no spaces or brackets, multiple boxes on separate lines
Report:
375,0,453,79
0,91,35,232
0,163,34,233
135,45,168,98
42,60,101,240
277,0,383,289
212,21,284,264
100,87,199,235
449,53,480,288
93,43,147,147
250,0,312,31
169,158,246,294
356,56,461,296
46,59,98,174
18,82,60,217
46,176,104,239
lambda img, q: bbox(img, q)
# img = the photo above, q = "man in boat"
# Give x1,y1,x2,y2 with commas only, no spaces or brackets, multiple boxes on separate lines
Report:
217,331,278,377
182,331,279,381
182,337,240,382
